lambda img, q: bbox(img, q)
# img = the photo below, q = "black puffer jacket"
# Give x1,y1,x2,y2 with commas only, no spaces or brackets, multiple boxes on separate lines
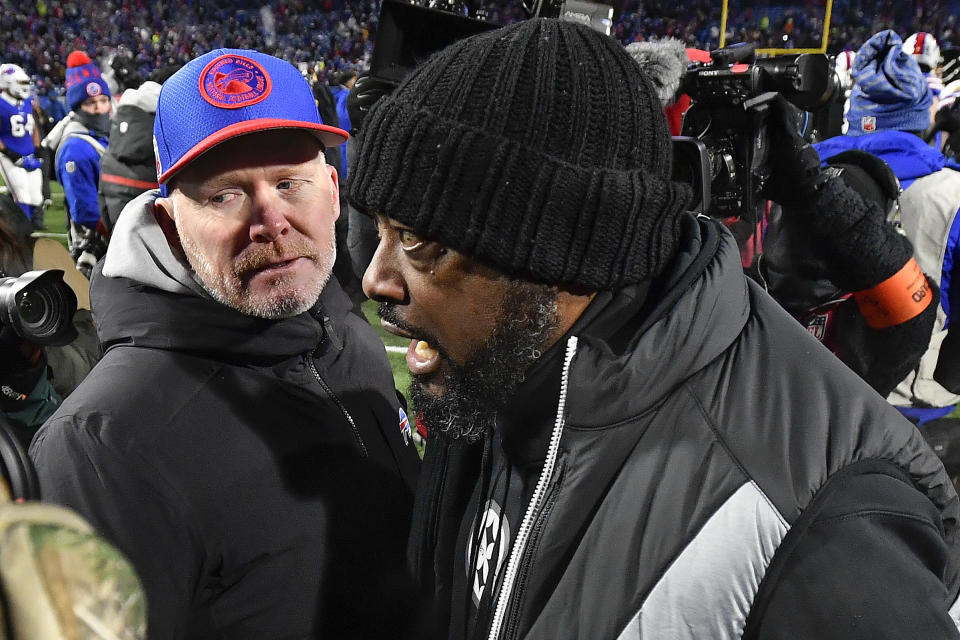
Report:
98,102,159,232
410,214,960,640
30,201,421,638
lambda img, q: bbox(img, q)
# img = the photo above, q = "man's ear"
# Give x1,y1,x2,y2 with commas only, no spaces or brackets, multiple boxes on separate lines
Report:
327,163,341,223
153,197,183,253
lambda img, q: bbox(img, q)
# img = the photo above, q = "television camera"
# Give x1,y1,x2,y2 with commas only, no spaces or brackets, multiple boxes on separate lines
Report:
678,43,840,221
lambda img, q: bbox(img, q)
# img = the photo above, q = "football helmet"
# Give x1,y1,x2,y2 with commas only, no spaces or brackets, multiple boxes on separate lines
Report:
903,32,942,73
0,64,31,101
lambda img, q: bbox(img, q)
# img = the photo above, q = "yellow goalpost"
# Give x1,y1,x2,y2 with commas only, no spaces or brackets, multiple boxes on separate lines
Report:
718,0,833,55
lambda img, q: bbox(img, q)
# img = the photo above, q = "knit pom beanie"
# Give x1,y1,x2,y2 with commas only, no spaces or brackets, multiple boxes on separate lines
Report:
65,50,111,112
348,18,692,290
847,30,933,135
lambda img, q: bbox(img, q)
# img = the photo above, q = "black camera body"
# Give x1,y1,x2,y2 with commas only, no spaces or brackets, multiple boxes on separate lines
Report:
679,44,838,221
0,270,78,346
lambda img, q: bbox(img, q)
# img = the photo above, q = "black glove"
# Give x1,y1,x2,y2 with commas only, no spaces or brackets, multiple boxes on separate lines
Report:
0,326,46,411
941,104,960,161
759,94,830,208
934,104,960,137
796,163,912,293
346,74,397,134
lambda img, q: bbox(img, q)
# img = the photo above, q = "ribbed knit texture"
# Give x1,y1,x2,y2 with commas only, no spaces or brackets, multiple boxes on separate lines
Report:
65,51,110,112
847,30,933,136
348,18,692,290
805,176,911,292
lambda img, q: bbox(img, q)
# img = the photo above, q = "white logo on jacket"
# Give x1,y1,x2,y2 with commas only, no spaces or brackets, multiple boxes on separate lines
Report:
467,499,511,607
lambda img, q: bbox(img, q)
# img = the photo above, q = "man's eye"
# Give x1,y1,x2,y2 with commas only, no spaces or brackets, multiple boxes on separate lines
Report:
398,229,423,249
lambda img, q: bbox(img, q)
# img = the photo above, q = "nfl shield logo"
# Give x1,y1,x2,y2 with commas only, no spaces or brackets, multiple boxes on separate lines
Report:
804,314,828,341
399,408,411,446
861,116,877,132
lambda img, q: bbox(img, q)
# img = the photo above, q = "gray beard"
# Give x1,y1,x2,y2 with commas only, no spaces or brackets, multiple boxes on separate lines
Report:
410,280,560,443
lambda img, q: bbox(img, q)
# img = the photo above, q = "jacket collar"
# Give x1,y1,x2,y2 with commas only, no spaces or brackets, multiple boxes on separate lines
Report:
566,213,749,428
496,213,749,454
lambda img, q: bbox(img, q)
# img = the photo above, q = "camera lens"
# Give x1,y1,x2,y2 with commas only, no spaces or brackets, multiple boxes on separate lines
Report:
16,291,44,325
0,270,78,345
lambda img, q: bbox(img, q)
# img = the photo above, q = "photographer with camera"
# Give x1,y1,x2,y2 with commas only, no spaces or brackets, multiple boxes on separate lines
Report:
0,210,97,450
353,18,960,639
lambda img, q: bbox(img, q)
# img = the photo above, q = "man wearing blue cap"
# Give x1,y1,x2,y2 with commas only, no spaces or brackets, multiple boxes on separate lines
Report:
30,49,420,639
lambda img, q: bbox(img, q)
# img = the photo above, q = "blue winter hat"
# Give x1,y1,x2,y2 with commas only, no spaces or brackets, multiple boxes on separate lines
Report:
153,48,348,195
65,51,111,112
846,30,933,136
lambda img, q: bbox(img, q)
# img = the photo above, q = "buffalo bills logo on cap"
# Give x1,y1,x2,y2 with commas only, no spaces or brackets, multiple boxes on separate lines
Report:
85,81,102,98
198,54,271,109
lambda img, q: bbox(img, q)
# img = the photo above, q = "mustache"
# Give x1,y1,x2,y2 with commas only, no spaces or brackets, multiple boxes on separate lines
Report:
377,302,451,361
234,240,318,277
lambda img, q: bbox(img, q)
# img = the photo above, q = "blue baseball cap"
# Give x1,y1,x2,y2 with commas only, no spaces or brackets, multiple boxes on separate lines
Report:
153,48,348,190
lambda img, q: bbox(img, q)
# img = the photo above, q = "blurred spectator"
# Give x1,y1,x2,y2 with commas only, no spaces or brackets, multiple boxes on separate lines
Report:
42,51,112,278
97,80,160,232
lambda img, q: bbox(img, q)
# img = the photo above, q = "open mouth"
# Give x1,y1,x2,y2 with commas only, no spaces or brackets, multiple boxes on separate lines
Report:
406,339,440,375
379,318,442,376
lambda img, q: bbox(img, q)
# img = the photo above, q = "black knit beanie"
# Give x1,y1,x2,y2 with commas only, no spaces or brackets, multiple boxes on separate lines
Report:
348,18,692,290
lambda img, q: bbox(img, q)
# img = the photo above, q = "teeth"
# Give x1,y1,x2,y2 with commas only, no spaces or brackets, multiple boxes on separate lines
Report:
415,341,438,359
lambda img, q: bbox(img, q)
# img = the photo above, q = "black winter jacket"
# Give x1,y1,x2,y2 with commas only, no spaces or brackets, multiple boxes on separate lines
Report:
30,261,421,638
409,214,960,640
98,103,158,232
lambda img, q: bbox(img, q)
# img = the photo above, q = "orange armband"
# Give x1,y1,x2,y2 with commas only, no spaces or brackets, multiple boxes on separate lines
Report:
852,258,932,329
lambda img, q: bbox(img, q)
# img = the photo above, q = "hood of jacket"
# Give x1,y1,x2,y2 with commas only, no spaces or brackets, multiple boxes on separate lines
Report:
494,213,746,444
105,103,157,167
560,213,748,428
814,130,946,183
94,190,347,362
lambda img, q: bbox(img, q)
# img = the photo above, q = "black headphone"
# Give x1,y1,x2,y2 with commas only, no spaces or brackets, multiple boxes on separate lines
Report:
823,149,902,225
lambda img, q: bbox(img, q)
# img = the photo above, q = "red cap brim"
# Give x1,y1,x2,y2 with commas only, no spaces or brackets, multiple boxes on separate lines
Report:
158,118,349,184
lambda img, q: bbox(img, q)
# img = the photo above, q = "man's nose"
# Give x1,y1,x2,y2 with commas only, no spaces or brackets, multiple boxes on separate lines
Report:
249,189,291,243
362,242,406,303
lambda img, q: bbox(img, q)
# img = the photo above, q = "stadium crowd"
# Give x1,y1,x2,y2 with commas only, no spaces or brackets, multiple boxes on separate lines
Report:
2,0,958,101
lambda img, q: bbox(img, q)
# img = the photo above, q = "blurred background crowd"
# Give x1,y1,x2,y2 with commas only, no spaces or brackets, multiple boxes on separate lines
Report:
2,0,958,118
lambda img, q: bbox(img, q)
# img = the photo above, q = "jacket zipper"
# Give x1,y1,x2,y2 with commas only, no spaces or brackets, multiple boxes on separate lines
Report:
308,355,368,458
486,336,578,640
501,472,563,640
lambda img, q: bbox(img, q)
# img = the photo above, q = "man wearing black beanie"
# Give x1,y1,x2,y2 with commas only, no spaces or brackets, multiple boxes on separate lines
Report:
352,19,960,640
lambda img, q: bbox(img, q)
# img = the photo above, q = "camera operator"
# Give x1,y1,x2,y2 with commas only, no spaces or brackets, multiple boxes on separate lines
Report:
815,29,960,431
627,37,938,400
0,210,99,449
